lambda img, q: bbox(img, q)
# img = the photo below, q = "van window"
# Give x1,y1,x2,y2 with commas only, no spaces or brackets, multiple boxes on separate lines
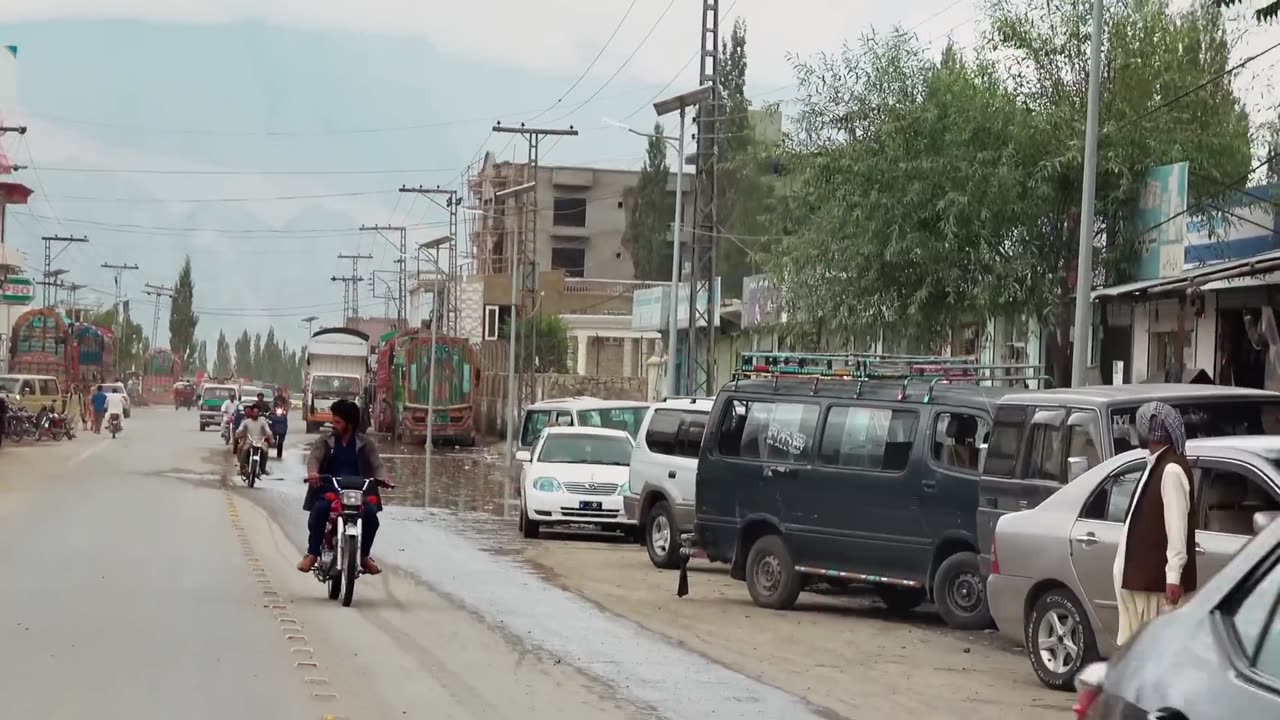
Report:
521,410,569,447
1027,423,1064,483
819,406,919,471
984,405,1027,477
716,399,818,463
20,379,37,395
932,412,989,473
578,407,647,439
676,412,708,458
39,379,59,396
644,409,681,455
1065,414,1102,470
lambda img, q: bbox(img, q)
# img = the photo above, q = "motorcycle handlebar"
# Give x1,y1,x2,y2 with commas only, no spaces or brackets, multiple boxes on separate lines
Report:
303,475,396,489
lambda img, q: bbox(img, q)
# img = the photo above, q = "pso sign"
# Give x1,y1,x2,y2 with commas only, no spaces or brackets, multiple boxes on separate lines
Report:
1,276,36,305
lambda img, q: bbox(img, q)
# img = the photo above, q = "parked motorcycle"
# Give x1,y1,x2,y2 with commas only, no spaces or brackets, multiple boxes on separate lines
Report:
242,438,268,488
108,413,123,439
6,407,36,442
305,475,394,607
35,404,75,441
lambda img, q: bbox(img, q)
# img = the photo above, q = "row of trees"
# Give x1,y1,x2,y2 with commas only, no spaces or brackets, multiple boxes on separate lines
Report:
211,327,305,389
627,0,1278,385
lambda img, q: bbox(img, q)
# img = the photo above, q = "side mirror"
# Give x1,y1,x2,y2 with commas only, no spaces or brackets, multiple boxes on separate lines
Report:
515,450,532,463
1067,456,1091,480
1254,511,1280,534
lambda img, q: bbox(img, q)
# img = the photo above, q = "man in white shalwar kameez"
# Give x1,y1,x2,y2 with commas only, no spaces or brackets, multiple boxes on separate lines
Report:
1112,401,1196,646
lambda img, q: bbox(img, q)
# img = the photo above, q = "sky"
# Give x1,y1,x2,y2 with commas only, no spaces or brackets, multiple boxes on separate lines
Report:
0,0,1276,352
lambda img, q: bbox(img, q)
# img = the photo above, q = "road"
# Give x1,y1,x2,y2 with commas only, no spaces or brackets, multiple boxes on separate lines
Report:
0,408,648,719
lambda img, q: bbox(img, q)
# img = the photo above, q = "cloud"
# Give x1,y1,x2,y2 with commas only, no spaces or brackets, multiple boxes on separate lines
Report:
0,0,981,88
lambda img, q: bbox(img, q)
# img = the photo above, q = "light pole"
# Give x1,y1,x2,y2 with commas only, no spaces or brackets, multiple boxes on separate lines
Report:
1070,0,1104,388
494,181,537,467
652,85,713,399
418,234,451,506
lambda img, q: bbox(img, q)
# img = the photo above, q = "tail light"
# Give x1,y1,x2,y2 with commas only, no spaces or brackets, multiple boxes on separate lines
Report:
990,536,1001,576
1072,662,1107,719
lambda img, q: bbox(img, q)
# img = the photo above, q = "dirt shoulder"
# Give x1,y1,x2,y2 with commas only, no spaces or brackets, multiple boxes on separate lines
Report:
522,536,1071,720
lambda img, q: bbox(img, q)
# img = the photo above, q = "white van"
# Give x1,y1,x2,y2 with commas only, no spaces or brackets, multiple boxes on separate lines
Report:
509,398,651,485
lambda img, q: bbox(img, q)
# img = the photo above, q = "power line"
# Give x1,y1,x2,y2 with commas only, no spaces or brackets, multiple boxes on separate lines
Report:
28,165,460,176
10,211,447,235
45,188,397,204
620,0,741,122
527,0,641,123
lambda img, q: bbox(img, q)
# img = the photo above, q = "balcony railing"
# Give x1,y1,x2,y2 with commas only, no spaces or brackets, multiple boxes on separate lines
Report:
563,278,666,296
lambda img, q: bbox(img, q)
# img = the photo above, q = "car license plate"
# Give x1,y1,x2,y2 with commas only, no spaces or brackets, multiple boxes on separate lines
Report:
579,501,602,511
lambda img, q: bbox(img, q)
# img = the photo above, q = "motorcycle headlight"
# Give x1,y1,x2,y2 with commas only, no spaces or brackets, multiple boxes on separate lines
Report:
340,489,364,506
533,477,562,493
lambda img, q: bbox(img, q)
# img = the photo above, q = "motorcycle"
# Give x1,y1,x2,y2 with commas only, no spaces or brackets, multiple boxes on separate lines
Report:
108,412,123,439
36,405,74,441
242,438,268,488
305,475,395,607
221,418,232,445
6,407,36,442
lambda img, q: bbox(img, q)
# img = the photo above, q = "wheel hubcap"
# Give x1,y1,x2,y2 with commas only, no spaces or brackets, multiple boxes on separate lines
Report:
755,554,782,595
651,515,671,555
1036,609,1080,674
948,571,984,615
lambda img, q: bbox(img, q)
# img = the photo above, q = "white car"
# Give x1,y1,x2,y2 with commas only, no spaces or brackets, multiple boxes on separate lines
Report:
516,426,637,539
102,382,131,418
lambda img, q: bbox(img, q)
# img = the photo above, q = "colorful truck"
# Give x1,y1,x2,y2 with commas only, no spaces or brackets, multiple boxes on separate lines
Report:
304,328,369,433
8,307,71,384
142,347,181,405
373,330,478,445
71,323,114,385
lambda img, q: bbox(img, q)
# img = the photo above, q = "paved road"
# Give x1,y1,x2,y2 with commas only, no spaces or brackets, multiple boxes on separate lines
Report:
0,408,643,719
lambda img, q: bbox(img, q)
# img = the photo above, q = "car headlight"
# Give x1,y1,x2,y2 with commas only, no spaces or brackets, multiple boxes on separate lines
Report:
616,480,630,496
533,477,562,493
340,489,364,506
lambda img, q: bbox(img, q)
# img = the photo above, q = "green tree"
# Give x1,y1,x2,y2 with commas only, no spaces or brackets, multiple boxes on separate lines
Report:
195,339,208,374
624,121,675,281
91,307,148,375
1213,0,1280,22
169,256,200,370
234,330,253,377
251,332,263,377
213,331,233,377
503,313,571,374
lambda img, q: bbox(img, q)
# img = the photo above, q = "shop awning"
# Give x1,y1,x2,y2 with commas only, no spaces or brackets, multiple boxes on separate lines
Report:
1093,248,1280,300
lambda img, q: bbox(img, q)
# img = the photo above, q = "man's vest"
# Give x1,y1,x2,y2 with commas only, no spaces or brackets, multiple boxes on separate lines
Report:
1121,450,1197,593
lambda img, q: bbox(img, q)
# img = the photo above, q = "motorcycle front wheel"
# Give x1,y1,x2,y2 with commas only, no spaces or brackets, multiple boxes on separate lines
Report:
341,537,358,607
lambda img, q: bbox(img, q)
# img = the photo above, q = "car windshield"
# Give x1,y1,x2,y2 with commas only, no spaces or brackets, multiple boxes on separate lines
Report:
204,387,237,401
1110,400,1280,452
576,407,648,440
0,377,18,393
538,434,634,466
315,376,360,394
105,385,124,393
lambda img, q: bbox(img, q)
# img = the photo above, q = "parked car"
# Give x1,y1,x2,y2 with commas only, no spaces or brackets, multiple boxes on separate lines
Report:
1072,506,1280,719
516,426,637,539
624,397,714,568
509,397,652,486
102,382,131,418
694,376,1009,629
977,384,1280,577
0,374,62,412
988,435,1280,690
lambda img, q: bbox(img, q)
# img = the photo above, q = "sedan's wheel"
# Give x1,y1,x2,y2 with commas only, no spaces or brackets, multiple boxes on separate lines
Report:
745,534,802,610
645,501,681,569
1026,588,1098,691
520,497,540,539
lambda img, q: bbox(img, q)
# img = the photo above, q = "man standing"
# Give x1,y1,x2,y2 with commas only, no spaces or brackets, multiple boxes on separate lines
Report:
90,385,109,434
1113,401,1197,645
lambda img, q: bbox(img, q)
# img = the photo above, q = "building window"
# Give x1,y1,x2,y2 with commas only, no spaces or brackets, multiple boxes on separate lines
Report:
553,197,588,227
484,304,510,341
552,247,585,277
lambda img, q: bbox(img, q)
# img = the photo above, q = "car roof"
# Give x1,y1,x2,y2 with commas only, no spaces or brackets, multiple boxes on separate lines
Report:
723,377,1009,408
652,397,715,411
1001,383,1280,407
1188,435,1280,456
541,426,634,438
527,397,651,411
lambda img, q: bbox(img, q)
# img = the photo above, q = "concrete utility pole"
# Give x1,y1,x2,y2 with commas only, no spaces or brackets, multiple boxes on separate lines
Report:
40,235,89,307
101,262,140,370
143,283,174,349
359,225,408,329
399,185,460,336
337,253,372,320
330,274,363,323
415,238,449,501
492,181,537,468
1070,0,1104,389
686,0,722,397
491,123,578,419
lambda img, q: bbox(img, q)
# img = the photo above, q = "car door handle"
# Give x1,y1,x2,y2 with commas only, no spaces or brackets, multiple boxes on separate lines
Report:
1148,708,1188,720
1017,500,1030,510
668,470,677,479
1195,543,1206,556
921,478,938,492
1073,533,1100,547
763,466,792,479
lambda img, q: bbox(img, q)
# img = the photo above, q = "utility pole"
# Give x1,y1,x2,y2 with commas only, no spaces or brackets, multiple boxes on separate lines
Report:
491,122,578,417
41,235,89,307
1070,0,1104,389
63,282,86,319
337,253,372,321
687,0,721,396
143,283,174,348
301,315,319,337
400,186,461,336
101,262,139,371
359,225,408,329
330,274,363,324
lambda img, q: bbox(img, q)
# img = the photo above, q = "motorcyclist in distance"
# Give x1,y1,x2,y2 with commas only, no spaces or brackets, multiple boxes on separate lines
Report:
236,403,274,476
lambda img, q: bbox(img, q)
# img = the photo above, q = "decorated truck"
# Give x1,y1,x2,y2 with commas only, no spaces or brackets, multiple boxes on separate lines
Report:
71,323,114,386
8,307,71,383
141,347,181,405
374,330,477,445
303,328,369,433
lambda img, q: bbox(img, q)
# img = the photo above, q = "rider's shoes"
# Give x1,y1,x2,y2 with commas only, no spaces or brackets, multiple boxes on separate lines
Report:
362,557,382,575
297,555,317,572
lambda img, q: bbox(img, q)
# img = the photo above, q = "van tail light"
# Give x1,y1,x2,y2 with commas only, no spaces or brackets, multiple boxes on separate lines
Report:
990,537,1001,576
1072,662,1107,719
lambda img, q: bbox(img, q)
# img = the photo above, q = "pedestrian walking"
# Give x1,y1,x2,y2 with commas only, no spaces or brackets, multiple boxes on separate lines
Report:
90,385,109,434
1113,401,1197,646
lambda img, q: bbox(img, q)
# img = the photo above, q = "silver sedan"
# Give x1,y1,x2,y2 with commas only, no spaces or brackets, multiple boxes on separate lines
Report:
987,435,1280,690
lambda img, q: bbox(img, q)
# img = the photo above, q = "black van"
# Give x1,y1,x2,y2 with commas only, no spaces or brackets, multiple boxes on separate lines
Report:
694,376,1009,630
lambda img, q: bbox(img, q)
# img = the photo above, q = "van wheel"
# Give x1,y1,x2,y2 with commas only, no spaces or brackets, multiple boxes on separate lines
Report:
877,585,927,613
1026,588,1098,691
745,534,802,610
645,501,681,569
933,551,993,630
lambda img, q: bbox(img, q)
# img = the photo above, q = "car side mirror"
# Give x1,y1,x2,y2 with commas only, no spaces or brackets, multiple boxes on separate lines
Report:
1254,511,1280,534
1067,456,1090,480
515,450,532,463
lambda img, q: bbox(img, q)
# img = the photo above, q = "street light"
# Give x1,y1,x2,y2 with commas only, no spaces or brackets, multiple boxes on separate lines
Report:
652,84,712,399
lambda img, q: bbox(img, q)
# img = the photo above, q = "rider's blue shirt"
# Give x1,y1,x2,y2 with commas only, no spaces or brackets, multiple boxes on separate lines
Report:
329,433,361,478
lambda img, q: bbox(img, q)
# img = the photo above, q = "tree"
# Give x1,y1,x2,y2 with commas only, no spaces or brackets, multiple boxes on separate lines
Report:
769,1,1252,383
624,121,675,281
1213,0,1280,23
234,330,253,377
503,313,571,374
251,332,263,377
91,307,148,375
196,340,208,374
213,331,233,377
169,255,200,370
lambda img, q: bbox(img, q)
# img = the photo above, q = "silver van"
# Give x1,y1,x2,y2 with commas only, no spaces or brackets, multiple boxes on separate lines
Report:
509,398,652,485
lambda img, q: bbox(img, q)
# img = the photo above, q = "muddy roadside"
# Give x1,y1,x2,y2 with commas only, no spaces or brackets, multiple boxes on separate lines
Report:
520,537,1072,720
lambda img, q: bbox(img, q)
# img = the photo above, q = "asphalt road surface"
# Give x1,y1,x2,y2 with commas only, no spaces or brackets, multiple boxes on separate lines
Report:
0,408,644,719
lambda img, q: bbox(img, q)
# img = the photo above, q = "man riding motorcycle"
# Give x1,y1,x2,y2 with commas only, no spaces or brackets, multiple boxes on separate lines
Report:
236,404,274,476
299,399,386,576
104,390,127,433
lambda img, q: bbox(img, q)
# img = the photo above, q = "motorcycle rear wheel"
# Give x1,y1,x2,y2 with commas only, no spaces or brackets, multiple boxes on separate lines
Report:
341,539,358,607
